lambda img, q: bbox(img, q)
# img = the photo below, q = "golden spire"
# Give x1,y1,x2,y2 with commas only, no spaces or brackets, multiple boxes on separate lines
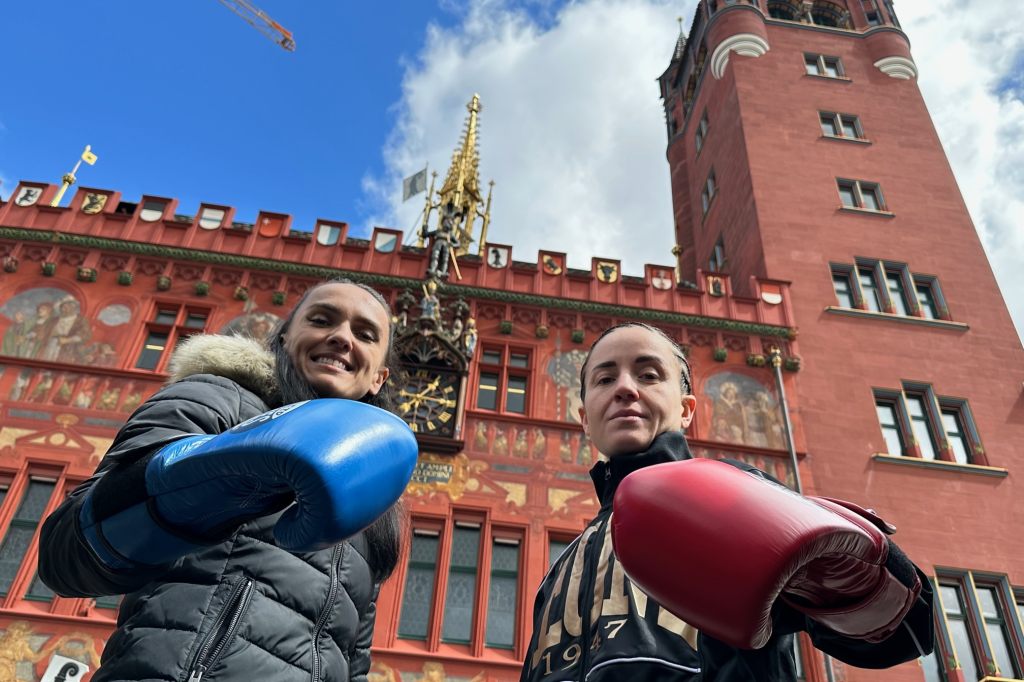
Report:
421,94,493,259
439,94,482,211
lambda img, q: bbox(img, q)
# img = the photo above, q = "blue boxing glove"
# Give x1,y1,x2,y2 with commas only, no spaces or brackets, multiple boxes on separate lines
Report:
79,399,418,569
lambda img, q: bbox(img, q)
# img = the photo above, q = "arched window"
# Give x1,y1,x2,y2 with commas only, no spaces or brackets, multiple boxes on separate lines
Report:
811,1,851,28
767,0,801,21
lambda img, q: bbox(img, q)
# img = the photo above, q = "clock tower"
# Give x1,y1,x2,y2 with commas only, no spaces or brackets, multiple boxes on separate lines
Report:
393,282,474,454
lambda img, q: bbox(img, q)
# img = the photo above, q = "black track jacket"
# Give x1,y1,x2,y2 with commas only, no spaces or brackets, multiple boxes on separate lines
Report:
519,431,934,681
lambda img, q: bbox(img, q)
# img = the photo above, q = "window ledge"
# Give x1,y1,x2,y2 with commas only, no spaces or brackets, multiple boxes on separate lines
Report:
824,305,968,330
821,134,872,145
805,73,853,83
839,206,894,217
872,454,1008,478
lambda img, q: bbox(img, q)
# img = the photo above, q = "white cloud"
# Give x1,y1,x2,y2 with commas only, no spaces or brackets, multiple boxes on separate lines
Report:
363,0,689,270
365,0,1023,341
897,0,1024,342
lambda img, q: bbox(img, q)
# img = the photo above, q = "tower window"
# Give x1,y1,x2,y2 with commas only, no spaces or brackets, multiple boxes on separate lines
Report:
862,0,882,25
872,384,983,465
914,277,944,319
830,260,950,321
904,393,937,460
708,236,726,272
831,270,855,308
701,170,718,215
695,112,709,153
941,582,982,682
768,0,800,20
978,586,1021,678
804,53,845,78
874,399,904,456
883,269,910,315
926,573,1024,682
856,267,882,312
810,1,852,29
819,112,864,140
836,179,886,212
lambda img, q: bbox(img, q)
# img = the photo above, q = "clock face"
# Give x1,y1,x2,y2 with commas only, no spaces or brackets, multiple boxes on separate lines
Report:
398,368,459,436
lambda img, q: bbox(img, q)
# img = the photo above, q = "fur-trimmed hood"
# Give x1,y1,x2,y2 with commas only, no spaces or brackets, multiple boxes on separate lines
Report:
167,334,278,403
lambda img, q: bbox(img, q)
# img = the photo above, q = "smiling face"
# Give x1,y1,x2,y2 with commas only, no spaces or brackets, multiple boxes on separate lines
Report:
579,326,696,458
282,283,391,400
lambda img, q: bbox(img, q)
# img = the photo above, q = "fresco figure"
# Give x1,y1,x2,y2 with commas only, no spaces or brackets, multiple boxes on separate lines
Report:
705,372,789,449
40,298,91,363
220,311,281,342
547,349,588,423
1,311,34,357
746,389,786,450
710,380,747,444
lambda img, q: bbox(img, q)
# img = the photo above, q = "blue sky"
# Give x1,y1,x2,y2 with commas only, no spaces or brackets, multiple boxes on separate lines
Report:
1,1,478,234
2,1,1022,340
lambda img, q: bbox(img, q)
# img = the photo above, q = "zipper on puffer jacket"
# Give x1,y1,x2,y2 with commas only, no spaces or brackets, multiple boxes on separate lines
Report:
311,544,342,682
187,577,255,682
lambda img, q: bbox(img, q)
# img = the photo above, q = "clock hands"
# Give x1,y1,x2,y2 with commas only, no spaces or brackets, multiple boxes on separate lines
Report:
399,376,441,402
398,375,449,415
418,394,456,407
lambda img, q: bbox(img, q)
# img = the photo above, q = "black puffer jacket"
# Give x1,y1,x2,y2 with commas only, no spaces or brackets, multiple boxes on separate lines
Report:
520,431,934,681
39,335,386,682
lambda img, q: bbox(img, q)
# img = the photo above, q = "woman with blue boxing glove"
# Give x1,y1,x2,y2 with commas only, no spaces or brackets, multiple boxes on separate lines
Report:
39,279,420,682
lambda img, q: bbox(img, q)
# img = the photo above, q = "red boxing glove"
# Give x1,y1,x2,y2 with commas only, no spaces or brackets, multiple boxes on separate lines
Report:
611,458,921,650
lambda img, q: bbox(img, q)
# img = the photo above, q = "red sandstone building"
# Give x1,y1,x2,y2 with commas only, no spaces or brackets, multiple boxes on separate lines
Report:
0,2,1020,682
660,1,1024,681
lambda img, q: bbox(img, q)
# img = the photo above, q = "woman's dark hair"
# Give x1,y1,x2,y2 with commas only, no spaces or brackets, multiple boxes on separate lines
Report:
268,277,407,580
578,322,693,400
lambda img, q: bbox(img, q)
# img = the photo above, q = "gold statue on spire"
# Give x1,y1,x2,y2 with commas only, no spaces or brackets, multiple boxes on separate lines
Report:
419,94,495,263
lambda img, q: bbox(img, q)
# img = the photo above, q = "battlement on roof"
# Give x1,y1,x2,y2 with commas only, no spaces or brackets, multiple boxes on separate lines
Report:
0,180,795,331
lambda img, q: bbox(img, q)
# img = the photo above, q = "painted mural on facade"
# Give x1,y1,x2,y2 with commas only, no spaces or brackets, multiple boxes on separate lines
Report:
6,367,146,415
369,659,495,681
469,419,595,467
545,347,587,424
0,287,129,367
703,371,785,450
219,310,280,342
0,619,103,682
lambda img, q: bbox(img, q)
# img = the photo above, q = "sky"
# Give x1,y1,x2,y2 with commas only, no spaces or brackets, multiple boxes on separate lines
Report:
1,0,1021,340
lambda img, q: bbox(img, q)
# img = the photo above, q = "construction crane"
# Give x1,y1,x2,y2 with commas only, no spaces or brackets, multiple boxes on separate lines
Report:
217,0,295,51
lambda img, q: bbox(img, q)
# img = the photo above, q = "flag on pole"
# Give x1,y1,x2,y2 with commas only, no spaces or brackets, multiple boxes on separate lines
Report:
402,167,427,201
81,146,98,165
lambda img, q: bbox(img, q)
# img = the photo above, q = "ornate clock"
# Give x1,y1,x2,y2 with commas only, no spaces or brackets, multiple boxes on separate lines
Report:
398,368,460,437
